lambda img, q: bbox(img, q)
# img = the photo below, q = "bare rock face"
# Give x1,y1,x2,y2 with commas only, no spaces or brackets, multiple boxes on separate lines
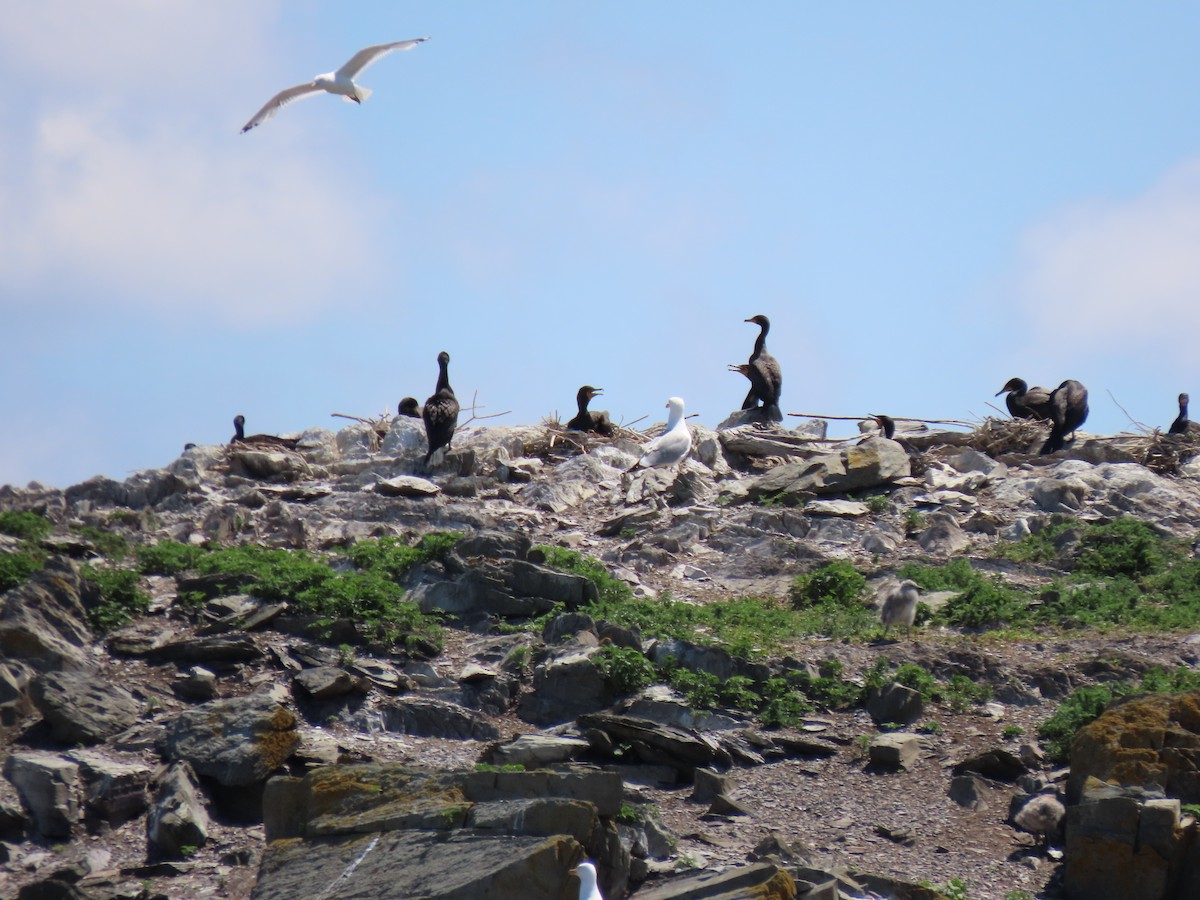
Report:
3,752,82,838
146,762,209,859
163,693,300,787
29,670,141,745
1068,690,1200,803
255,765,628,900
630,862,797,899
745,436,910,503
0,560,92,672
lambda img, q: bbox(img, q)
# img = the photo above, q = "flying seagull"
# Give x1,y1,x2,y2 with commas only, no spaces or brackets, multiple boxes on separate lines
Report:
241,37,429,133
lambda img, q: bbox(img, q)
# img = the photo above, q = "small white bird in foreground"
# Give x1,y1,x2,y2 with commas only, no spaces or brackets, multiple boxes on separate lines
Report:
241,37,429,133
573,861,604,900
628,397,692,472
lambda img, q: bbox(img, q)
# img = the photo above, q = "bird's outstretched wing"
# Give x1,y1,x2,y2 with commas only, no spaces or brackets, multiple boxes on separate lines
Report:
240,82,322,133
335,37,429,79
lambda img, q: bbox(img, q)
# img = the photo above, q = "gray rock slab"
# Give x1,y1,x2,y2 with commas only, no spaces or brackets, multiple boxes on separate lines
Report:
869,733,920,770
30,670,140,745
3,751,82,838
630,862,796,899
866,682,924,726
0,560,92,672
490,734,591,768
372,475,441,498
146,762,209,859
67,750,152,826
293,666,366,699
375,696,501,741
164,693,300,787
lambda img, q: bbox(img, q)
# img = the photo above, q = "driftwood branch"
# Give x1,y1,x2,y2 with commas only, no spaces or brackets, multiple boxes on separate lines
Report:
786,412,975,429
458,390,511,428
1107,389,1152,436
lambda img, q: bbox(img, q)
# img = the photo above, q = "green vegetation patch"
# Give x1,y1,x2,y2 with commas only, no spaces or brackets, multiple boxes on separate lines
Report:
83,565,151,632
0,510,54,543
0,510,52,592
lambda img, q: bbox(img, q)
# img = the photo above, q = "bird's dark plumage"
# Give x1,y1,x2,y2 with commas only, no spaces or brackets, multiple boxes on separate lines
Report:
1039,380,1089,454
230,415,299,450
398,397,421,418
735,314,782,421
566,386,613,436
422,351,459,465
996,377,1053,420
872,414,896,440
1168,392,1199,435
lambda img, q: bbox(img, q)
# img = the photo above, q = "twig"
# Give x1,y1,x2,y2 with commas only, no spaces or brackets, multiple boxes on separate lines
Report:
786,412,974,429
1107,389,1153,436
458,390,511,428
332,411,389,425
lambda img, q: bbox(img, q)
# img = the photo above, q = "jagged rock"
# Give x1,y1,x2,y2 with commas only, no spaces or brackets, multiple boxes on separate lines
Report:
146,762,209,859
706,792,753,817
691,768,733,803
520,454,620,513
66,750,151,826
293,666,367,699
373,696,501,741
520,648,608,726
869,733,920,770
577,713,729,776
163,693,300,787
29,670,140,745
1068,689,1200,803
256,765,627,900
4,752,82,838
0,659,36,725
455,530,531,561
948,774,988,810
804,499,869,518
380,417,426,455
173,666,219,701
865,682,924,726
509,560,599,608
619,687,743,733
145,633,263,664
0,560,92,672
631,862,796,899
646,639,769,685
1063,777,1197,900
542,611,597,644
917,512,970,556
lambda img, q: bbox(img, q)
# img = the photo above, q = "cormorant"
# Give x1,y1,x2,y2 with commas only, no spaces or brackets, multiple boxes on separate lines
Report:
566,386,613,436
628,397,691,472
872,414,896,440
230,415,299,450
736,315,782,421
422,351,459,465
1169,392,1199,435
398,397,421,418
995,378,1053,420
1039,379,1089,455
878,579,919,641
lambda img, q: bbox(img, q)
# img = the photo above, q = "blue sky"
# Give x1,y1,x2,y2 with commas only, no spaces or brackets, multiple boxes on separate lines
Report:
3,2,1200,488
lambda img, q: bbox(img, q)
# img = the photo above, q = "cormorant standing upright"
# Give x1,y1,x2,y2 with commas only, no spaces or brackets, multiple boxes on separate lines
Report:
1169,392,1198,435
566,386,613,436
1039,380,1089,455
735,315,782,422
422,351,459,465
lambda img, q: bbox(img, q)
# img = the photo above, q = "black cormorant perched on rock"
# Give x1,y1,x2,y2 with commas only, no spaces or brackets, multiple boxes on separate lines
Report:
1169,392,1200,435
398,397,421,418
422,351,459,465
995,378,1053,420
736,315,783,421
872,414,896,440
1039,379,1089,455
230,415,299,450
566,386,613,436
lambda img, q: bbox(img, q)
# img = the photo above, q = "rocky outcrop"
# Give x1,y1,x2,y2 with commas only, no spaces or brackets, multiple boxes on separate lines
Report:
256,765,628,899
1068,690,1200,803
0,560,92,672
29,670,141,745
163,693,300,787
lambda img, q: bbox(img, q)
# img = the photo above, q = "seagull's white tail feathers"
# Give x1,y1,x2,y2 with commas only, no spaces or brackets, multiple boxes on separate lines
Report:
351,85,372,103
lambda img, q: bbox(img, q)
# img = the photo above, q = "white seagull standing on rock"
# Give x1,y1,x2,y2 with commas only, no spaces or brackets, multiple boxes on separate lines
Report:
573,861,604,900
629,397,692,472
241,37,429,133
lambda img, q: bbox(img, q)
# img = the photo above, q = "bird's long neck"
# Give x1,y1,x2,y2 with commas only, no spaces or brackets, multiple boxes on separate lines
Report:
577,392,591,415
665,406,683,430
234,419,245,440
436,360,452,394
752,321,768,358
1182,397,1190,418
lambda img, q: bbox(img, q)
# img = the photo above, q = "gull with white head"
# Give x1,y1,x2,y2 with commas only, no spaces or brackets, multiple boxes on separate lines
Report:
629,397,691,472
241,38,429,133
572,861,603,900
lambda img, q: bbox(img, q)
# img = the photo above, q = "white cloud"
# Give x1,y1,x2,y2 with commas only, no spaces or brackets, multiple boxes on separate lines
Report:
1015,157,1200,360
0,1,389,327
